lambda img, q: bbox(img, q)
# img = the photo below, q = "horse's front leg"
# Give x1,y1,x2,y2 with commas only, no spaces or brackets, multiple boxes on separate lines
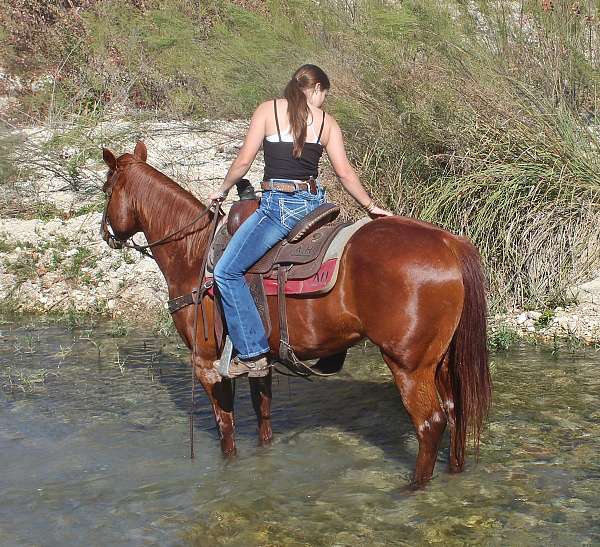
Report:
193,356,236,455
249,370,273,445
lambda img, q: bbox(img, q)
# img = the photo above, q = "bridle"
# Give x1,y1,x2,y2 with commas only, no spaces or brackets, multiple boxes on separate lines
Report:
100,167,220,260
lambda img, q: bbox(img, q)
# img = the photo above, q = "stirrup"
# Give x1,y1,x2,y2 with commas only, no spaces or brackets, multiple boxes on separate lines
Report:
217,336,234,377
216,337,270,378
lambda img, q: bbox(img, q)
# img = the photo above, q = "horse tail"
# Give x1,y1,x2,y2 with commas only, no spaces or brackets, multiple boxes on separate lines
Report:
446,236,492,467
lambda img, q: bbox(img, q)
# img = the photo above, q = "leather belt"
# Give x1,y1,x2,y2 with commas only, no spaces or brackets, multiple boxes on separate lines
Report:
261,178,318,194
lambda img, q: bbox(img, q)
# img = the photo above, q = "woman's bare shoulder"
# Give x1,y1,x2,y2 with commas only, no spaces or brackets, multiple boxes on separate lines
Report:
323,111,339,127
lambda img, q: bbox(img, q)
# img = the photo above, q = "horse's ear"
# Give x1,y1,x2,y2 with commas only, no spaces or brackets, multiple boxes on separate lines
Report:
133,141,147,162
102,148,117,171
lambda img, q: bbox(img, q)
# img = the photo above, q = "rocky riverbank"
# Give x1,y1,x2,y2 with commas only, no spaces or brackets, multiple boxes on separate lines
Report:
0,119,258,320
1,119,599,346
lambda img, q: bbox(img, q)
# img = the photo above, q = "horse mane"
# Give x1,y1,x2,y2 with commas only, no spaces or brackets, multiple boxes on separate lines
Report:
118,153,213,260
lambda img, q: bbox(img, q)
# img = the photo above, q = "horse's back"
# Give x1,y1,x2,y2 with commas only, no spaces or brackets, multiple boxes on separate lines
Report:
340,216,465,358
343,216,463,277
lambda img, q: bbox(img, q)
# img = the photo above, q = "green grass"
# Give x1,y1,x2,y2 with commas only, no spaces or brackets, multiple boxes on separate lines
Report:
109,318,129,337
536,309,555,328
0,130,23,185
74,201,105,216
3,253,37,283
62,247,97,281
153,306,177,338
0,239,17,253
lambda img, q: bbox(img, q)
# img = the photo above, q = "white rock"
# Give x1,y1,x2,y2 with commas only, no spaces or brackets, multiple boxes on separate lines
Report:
527,311,542,320
571,276,600,305
516,313,528,325
31,75,54,93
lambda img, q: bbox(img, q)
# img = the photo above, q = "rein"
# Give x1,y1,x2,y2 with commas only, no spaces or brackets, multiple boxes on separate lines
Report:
101,175,223,459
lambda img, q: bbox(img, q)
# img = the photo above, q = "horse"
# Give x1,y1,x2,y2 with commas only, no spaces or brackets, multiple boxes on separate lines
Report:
101,141,491,487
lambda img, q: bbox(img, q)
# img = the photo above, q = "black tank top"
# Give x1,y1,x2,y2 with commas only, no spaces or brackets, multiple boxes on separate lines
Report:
263,99,325,181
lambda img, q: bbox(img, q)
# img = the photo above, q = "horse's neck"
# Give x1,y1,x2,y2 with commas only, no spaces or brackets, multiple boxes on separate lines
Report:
133,181,212,295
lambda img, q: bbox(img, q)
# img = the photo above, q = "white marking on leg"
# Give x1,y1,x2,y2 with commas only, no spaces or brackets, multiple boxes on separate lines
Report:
418,419,431,434
432,411,445,423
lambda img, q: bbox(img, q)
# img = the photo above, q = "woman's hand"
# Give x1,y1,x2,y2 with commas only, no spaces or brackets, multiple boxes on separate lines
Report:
361,198,394,218
367,205,394,219
208,189,228,202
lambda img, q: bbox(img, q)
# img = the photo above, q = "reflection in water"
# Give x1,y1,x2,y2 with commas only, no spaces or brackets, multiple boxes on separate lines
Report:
0,318,599,546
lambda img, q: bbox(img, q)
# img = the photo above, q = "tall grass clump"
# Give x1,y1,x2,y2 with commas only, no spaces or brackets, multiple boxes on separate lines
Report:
314,1,600,311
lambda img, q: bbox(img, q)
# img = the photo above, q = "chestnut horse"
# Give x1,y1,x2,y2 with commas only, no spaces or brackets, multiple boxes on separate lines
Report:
101,141,491,486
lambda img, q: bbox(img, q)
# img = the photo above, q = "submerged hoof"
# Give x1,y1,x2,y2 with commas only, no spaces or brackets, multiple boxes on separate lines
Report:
221,441,237,457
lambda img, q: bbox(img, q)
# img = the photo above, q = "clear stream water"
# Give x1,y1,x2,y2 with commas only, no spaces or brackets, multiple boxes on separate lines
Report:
0,318,598,546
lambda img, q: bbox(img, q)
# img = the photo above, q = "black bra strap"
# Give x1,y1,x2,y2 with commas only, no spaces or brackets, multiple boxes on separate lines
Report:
317,110,325,144
273,99,282,142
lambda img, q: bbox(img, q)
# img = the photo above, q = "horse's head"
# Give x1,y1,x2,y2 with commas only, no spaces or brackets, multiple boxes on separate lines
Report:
101,141,148,247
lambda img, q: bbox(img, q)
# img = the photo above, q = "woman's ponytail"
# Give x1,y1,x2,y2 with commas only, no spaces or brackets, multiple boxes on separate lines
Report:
283,65,330,159
284,78,309,159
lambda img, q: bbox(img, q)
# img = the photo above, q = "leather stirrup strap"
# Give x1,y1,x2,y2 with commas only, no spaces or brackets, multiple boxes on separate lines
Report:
190,201,221,461
193,202,222,345
276,265,345,378
277,266,291,361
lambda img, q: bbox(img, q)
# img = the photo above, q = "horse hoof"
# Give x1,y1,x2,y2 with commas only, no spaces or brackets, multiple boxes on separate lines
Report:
258,434,273,447
221,442,237,457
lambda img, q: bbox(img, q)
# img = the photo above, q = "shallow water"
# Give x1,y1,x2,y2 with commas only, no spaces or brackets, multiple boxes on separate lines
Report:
0,318,599,546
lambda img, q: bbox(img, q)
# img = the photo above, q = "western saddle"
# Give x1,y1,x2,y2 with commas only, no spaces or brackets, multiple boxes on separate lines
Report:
169,180,355,376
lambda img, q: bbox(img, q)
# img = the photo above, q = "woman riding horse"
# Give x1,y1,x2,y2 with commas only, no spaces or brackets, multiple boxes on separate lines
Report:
101,68,490,485
209,64,393,378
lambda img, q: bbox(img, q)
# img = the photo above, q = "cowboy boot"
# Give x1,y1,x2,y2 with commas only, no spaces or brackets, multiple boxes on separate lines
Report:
217,354,270,378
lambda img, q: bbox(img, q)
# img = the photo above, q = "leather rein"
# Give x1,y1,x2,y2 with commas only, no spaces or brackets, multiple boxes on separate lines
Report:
100,170,223,460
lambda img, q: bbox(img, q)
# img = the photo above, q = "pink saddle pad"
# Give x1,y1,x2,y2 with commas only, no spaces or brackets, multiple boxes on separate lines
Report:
206,258,338,297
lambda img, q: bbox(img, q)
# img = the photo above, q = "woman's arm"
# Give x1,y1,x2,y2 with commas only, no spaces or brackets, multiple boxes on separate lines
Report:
325,117,392,217
209,102,268,200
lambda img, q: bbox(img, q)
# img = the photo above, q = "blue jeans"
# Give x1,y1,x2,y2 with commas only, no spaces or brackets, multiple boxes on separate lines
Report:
213,186,326,359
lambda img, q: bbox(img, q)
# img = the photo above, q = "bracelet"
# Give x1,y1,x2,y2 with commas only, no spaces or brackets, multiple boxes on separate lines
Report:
361,199,376,213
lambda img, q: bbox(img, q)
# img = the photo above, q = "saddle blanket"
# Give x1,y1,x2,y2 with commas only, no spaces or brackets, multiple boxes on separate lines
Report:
205,217,370,296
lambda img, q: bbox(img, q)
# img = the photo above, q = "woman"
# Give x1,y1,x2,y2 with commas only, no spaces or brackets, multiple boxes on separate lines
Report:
209,64,392,378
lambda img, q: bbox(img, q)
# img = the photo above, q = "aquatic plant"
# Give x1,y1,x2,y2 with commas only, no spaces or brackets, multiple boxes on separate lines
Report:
488,325,519,352
0,366,58,394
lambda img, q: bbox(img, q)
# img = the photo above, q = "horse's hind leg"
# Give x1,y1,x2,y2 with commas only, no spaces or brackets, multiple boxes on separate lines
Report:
436,354,462,473
193,356,236,455
249,370,273,445
382,353,447,487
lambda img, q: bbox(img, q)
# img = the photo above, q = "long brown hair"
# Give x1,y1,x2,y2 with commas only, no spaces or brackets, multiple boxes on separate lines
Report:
283,64,330,158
